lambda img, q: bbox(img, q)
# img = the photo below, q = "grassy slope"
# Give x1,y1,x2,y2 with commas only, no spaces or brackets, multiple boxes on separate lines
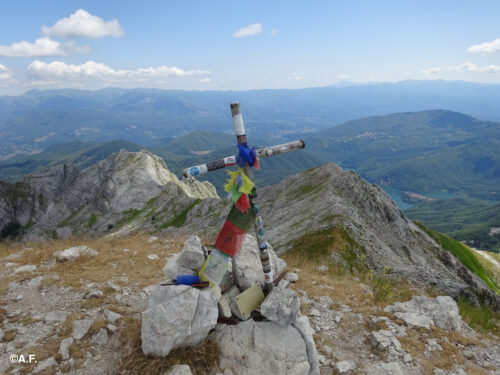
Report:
406,198,500,253
415,221,500,295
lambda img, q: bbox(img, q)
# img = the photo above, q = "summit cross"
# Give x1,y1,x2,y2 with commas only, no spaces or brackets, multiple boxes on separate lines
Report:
183,102,305,293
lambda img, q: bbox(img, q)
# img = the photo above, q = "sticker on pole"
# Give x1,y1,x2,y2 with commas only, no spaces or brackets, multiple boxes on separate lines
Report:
200,248,229,285
236,284,265,318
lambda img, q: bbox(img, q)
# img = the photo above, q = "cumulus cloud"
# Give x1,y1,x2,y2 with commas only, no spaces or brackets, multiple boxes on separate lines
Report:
421,62,500,75
270,29,278,37
0,64,12,80
0,37,89,57
448,61,500,73
42,9,124,39
338,74,350,80
466,38,500,54
233,23,263,38
421,67,441,75
28,60,209,81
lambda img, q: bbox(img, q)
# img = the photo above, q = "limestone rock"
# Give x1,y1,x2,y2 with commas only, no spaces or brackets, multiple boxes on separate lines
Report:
364,362,404,375
335,360,356,374
13,264,37,274
142,285,218,357
165,365,193,375
58,337,73,360
177,235,206,271
57,246,98,262
91,328,109,345
72,319,93,340
33,357,58,373
293,314,320,375
385,295,468,333
84,290,103,299
232,235,286,291
261,288,300,325
0,328,4,341
212,319,310,375
287,272,299,282
44,310,68,323
104,309,122,323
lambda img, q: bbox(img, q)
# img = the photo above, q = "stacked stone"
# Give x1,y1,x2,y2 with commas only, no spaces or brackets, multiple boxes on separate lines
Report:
141,235,320,375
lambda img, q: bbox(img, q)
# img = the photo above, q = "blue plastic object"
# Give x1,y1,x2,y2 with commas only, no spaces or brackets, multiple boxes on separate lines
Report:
175,275,201,285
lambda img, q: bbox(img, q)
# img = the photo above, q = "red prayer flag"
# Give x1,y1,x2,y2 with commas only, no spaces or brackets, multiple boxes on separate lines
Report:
215,220,246,257
235,193,250,213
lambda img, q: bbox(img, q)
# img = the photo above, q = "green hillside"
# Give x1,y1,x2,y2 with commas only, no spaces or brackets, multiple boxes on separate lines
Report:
415,221,500,295
407,199,500,253
308,110,500,201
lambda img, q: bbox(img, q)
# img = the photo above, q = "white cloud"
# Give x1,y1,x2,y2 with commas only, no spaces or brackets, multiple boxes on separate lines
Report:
42,9,124,39
0,37,89,57
28,60,209,81
466,38,500,54
337,74,350,80
291,72,302,81
233,23,263,38
198,77,211,83
422,62,500,75
270,29,278,37
447,62,500,73
421,67,441,75
0,64,12,80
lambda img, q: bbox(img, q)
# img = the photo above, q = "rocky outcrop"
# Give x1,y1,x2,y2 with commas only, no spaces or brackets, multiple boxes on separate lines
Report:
141,235,320,373
141,285,218,356
212,319,311,375
385,295,472,333
0,150,217,240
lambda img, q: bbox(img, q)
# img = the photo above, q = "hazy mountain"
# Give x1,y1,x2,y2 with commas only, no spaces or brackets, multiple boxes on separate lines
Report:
307,110,500,201
2,80,500,159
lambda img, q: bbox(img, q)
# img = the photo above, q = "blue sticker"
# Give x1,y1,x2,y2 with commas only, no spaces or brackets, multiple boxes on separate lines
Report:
190,167,200,176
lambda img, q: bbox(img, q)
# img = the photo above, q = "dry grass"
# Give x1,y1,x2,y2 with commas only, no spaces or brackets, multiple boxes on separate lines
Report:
283,251,420,316
0,234,184,293
118,317,220,375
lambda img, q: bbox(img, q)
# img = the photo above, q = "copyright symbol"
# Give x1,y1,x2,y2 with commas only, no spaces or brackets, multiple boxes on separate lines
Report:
9,354,18,363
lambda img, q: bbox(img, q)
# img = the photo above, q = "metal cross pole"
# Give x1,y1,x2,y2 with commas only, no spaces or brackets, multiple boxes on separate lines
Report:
182,102,305,294
230,102,275,293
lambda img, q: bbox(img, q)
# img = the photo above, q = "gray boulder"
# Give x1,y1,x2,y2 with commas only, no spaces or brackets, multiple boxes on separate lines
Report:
104,309,122,323
57,246,98,262
363,362,404,375
261,288,300,325
142,285,218,357
91,328,109,345
293,314,320,375
177,235,206,271
44,310,67,323
58,337,73,360
212,319,310,375
385,295,468,333
232,235,286,291
33,357,58,373
72,319,93,340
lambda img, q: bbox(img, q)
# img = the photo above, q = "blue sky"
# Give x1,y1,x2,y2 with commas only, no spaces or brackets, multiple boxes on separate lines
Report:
0,0,499,95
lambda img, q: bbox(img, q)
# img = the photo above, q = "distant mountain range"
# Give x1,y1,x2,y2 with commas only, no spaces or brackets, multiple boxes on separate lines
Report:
2,80,500,159
0,98,499,251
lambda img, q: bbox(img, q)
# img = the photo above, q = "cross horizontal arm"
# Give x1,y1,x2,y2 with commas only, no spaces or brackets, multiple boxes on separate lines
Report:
182,139,305,178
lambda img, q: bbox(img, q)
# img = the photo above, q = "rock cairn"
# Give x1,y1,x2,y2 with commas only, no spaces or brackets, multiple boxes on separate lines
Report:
141,234,320,375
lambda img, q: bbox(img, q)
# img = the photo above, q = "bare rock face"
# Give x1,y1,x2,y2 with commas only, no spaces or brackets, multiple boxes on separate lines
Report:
232,235,286,291
211,319,311,375
261,288,300,325
141,285,218,357
385,295,470,333
0,150,217,240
